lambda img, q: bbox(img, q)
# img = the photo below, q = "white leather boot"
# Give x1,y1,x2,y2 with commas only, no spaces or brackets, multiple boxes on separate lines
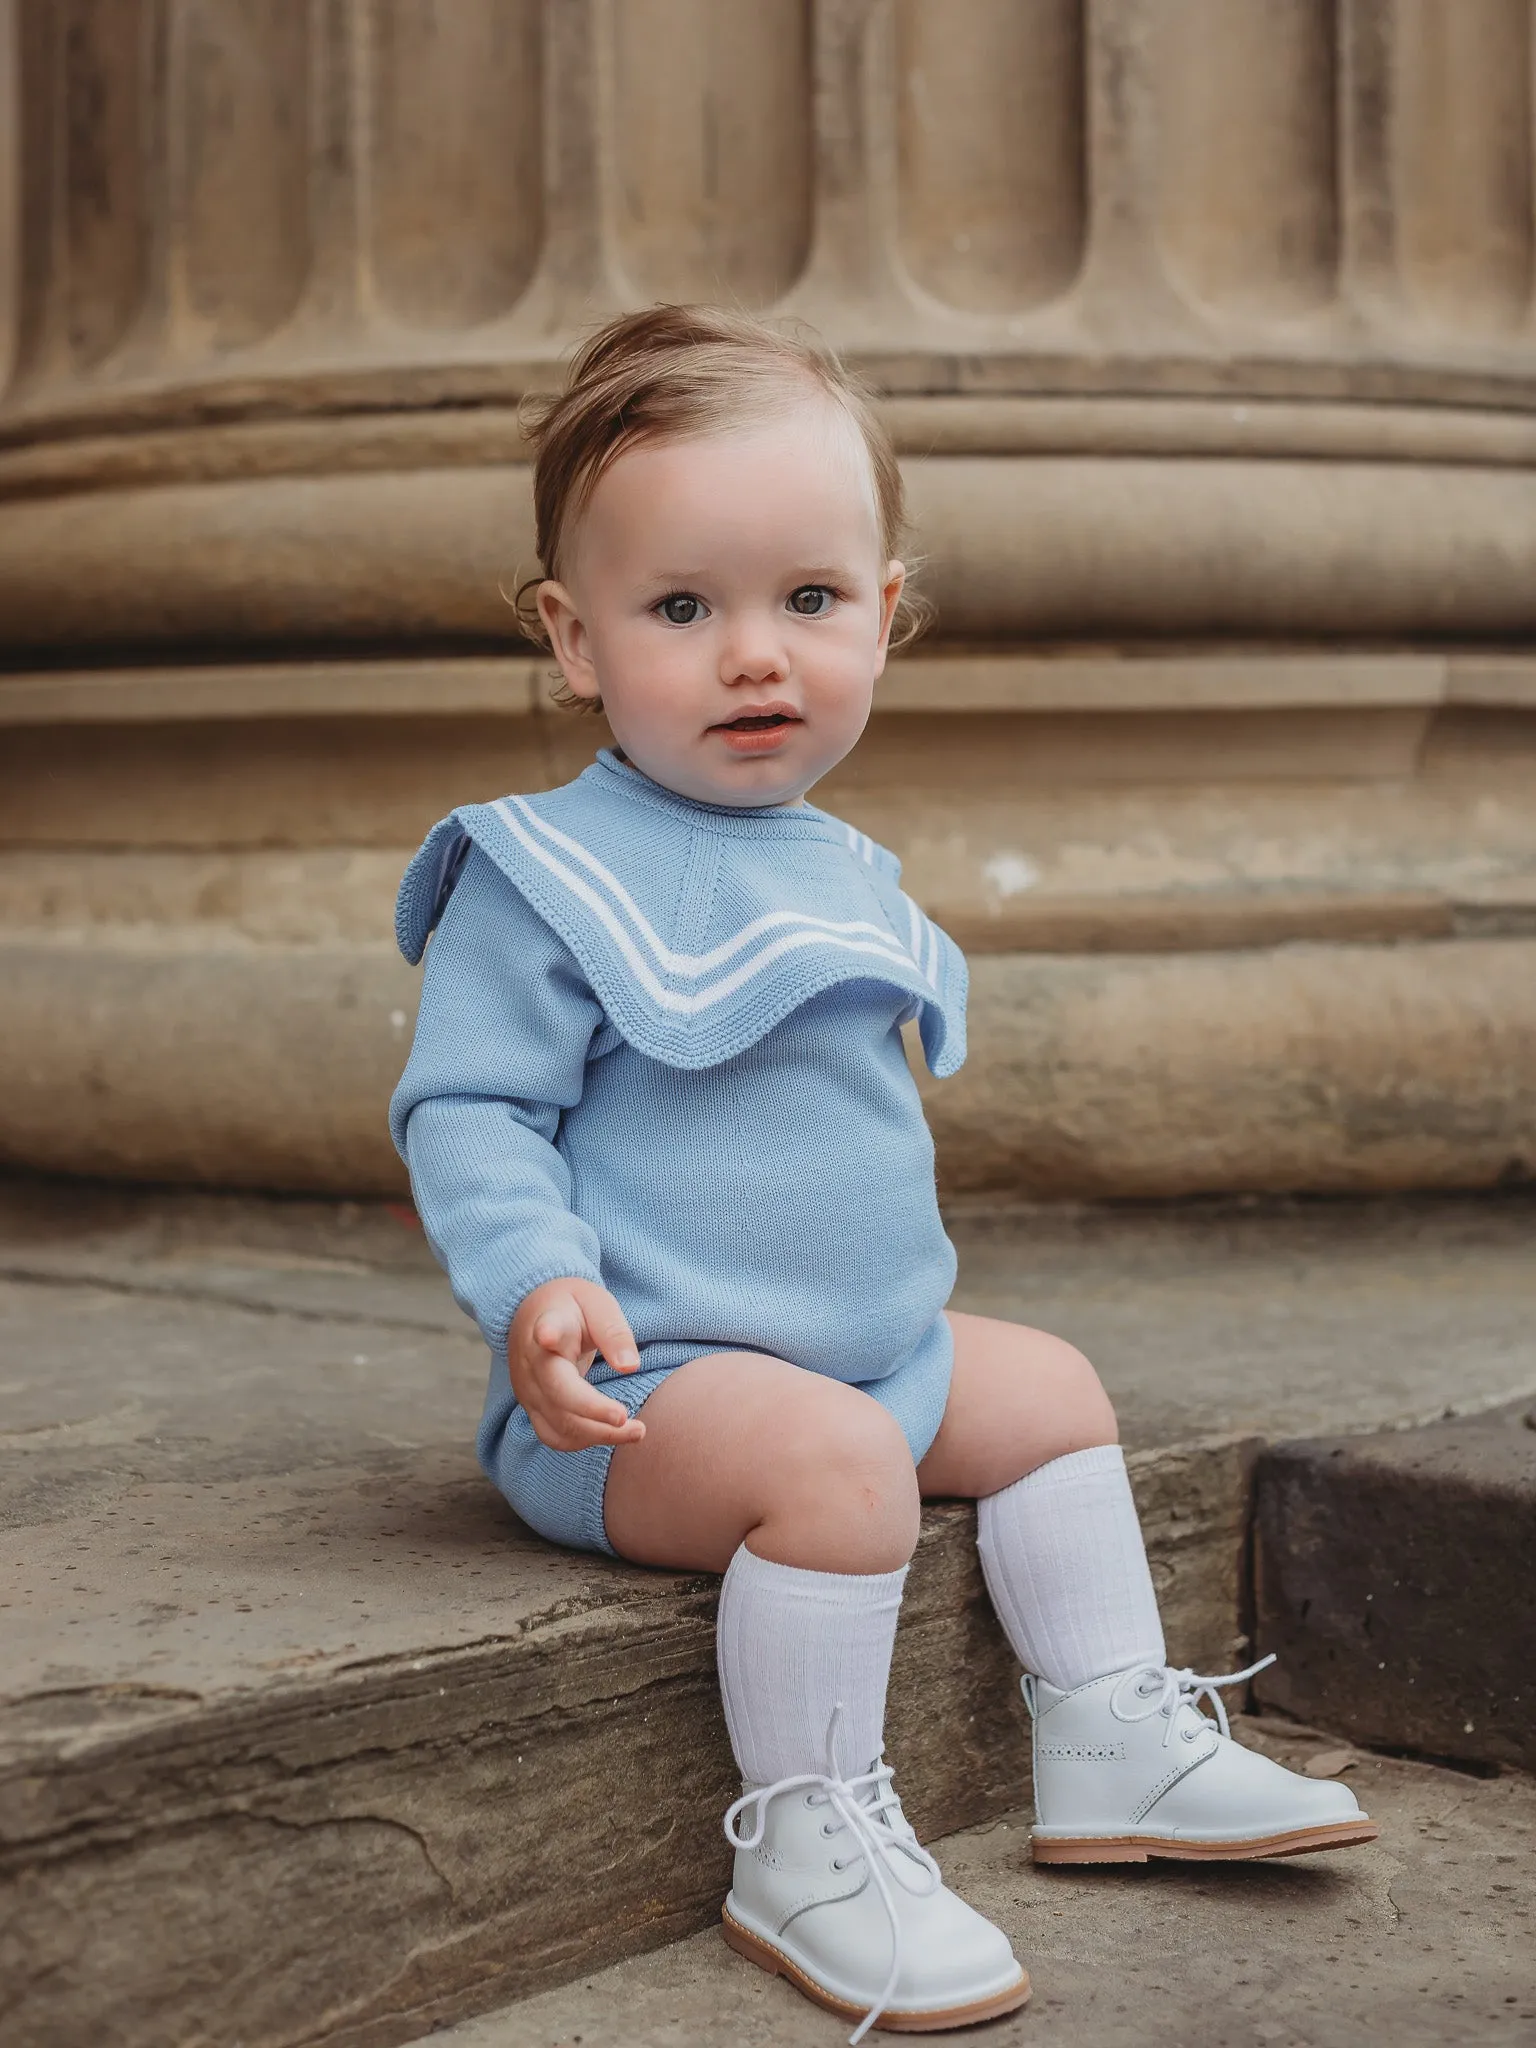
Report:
722,1743,1030,2041
1025,1655,1379,1863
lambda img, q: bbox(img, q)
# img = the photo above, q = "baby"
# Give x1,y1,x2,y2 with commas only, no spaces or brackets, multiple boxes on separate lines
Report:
390,305,1376,2041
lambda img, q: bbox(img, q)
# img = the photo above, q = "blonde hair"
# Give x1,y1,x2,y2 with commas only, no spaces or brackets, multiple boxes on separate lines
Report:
514,304,930,706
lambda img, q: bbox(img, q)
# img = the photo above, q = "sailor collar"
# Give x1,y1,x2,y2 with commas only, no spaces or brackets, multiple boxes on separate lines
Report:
397,750,967,1076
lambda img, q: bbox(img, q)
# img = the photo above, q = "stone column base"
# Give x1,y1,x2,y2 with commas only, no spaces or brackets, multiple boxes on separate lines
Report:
3,650,1531,1200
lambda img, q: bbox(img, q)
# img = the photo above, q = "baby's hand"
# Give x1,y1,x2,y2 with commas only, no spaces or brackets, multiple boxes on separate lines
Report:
508,1278,646,1453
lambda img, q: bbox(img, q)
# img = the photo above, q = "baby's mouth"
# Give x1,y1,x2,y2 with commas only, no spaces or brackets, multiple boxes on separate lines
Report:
709,702,804,752
718,712,799,732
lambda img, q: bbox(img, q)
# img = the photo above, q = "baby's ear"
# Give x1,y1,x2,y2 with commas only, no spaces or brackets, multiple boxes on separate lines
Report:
537,580,602,701
873,559,907,672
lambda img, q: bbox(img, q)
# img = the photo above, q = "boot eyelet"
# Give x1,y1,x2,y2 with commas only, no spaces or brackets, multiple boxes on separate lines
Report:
803,1792,822,1809
1182,1725,1200,1743
831,1857,849,1872
819,1820,836,1836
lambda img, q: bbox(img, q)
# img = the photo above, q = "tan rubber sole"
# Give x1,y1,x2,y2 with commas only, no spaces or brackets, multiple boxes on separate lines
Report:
1031,1818,1381,1864
721,1906,1032,2033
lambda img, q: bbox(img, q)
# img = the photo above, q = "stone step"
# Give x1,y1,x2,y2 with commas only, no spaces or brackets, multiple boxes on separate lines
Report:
2,1185,1534,2048
1255,1400,1536,1775
5,668,1535,1203
432,1723,1536,2048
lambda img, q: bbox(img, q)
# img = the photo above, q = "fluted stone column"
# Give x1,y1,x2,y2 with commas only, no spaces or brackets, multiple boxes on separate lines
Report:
1,0,1533,1197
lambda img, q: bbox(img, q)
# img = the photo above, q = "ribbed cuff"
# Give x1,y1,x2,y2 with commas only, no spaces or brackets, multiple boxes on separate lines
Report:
485,1264,605,1360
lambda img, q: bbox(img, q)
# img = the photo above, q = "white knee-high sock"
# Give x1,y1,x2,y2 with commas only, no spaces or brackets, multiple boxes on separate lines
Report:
715,1544,907,1787
976,1444,1166,1692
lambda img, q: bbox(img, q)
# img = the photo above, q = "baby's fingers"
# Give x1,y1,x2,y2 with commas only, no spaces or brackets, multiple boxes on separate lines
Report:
540,1410,646,1453
529,1353,643,1448
568,1279,641,1374
530,1296,588,1364
531,1391,646,1454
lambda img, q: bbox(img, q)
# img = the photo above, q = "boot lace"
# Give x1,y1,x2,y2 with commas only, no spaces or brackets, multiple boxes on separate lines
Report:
1109,1653,1277,1747
723,1701,941,2045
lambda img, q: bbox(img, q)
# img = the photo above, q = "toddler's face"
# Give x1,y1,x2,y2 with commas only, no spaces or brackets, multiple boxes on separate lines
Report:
536,394,905,807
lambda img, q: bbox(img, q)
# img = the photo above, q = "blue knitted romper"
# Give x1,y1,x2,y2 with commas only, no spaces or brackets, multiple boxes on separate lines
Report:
390,749,969,1556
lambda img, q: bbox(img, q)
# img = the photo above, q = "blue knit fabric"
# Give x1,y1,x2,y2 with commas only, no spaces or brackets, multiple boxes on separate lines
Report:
390,749,969,1554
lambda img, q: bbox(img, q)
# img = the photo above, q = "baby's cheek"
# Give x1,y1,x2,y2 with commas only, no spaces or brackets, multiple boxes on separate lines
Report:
808,657,876,737
599,642,707,736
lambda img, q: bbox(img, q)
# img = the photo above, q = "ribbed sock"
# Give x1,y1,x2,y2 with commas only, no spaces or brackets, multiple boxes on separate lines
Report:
976,1444,1166,1692
715,1543,907,1787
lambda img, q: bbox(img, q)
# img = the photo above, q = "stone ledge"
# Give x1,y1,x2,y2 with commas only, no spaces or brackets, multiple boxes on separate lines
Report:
1254,1402,1536,1774
13,398,1536,505
11,460,1536,652
7,649,1533,727
3,937,1534,1198
4,1190,1534,2047
10,353,1536,450
0,1431,1246,2048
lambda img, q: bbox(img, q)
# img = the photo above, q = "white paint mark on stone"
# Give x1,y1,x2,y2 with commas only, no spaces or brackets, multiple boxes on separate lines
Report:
389,1008,408,1032
982,852,1041,898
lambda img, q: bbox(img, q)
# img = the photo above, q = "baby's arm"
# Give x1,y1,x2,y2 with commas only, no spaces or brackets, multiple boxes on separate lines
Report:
390,847,643,1450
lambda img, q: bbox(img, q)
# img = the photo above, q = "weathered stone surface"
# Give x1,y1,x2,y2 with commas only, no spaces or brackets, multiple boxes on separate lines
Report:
1,1583,741,2048
5,927,1532,1199
2,659,1530,1199
0,936,418,1192
1253,1403,1536,1774
3,8,1536,1206
10,1181,1533,1454
3,1188,1534,2047
0,1299,1240,2048
16,455,1536,649
927,937,1536,1198
442,1726,1536,2048
12,7,1536,647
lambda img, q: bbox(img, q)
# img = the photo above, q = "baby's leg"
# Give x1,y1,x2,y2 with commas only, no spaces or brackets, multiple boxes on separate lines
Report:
606,1353,918,1787
608,1354,1028,2027
917,1310,1118,1499
932,1313,1375,1861
920,1311,1164,1692
605,1351,920,1573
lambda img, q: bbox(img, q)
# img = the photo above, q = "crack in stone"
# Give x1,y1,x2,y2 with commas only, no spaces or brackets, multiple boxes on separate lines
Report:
249,1805,459,1906
0,1263,474,1341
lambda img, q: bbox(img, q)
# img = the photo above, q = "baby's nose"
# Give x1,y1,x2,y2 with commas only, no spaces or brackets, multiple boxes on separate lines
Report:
720,624,786,684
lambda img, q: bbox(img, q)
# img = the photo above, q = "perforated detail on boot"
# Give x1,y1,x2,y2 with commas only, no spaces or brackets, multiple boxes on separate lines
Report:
1037,1740,1128,1762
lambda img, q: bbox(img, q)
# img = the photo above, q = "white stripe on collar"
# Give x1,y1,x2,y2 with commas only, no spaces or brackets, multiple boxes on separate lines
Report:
496,794,922,986
496,797,941,1013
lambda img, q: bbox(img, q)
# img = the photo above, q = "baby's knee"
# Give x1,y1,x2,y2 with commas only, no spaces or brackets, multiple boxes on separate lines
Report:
1039,1335,1119,1454
821,1394,920,1502
772,1391,920,1568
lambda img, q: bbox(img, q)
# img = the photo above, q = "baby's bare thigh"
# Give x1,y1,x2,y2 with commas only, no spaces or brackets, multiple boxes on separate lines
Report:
603,1353,919,1575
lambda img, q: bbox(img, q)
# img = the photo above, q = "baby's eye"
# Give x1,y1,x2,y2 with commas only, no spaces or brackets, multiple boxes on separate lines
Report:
657,592,708,626
788,585,837,617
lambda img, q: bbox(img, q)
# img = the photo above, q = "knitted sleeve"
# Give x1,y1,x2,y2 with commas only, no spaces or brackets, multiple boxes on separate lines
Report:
389,845,606,1359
